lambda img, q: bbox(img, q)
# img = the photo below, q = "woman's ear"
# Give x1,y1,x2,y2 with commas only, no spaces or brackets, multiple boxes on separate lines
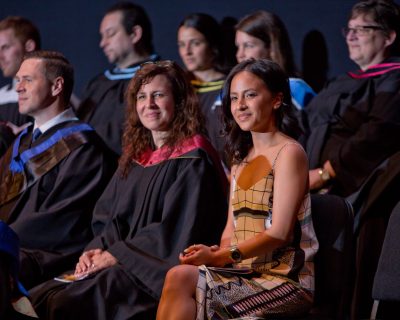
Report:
273,92,284,109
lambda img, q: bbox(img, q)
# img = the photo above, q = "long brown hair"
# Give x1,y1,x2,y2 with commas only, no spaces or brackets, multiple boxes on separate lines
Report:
236,10,297,77
119,60,205,176
222,59,302,165
178,13,228,74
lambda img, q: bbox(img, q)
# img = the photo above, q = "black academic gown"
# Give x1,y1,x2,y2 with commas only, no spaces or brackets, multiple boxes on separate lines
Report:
306,58,400,319
0,120,117,289
0,101,32,158
0,124,15,157
30,137,228,320
76,56,159,156
76,72,129,156
192,79,227,167
0,102,30,127
305,57,400,196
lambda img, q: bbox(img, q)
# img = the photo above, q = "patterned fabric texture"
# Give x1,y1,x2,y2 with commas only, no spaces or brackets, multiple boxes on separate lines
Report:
196,144,319,319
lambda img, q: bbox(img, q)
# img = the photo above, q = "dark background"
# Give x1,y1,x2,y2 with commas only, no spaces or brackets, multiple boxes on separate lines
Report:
0,0,387,96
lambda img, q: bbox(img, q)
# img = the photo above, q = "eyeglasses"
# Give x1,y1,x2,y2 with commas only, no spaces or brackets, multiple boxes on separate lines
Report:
342,25,385,37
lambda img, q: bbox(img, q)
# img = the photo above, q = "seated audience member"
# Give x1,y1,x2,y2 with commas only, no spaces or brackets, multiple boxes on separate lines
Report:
306,0,400,197
235,10,316,110
157,59,318,320
177,13,230,166
305,1,400,318
76,2,159,156
30,60,228,319
0,221,38,319
0,51,117,289
0,16,40,157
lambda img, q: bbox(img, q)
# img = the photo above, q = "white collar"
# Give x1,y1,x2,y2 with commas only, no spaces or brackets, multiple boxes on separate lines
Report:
33,108,79,133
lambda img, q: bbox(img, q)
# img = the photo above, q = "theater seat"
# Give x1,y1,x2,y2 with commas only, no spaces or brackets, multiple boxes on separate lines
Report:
370,201,400,320
299,193,354,319
228,194,354,320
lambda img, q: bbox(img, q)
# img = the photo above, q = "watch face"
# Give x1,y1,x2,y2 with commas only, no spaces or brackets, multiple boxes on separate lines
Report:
322,170,330,181
319,169,330,181
231,248,242,262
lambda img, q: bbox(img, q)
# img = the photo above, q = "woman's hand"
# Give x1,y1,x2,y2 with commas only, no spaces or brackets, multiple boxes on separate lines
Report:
179,244,225,267
91,250,118,272
74,249,117,276
75,249,101,275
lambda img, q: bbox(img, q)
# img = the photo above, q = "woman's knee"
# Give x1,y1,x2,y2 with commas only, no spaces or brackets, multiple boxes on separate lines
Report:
163,265,198,294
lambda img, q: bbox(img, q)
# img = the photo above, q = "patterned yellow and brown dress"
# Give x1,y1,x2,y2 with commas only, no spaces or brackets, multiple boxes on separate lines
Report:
195,145,319,319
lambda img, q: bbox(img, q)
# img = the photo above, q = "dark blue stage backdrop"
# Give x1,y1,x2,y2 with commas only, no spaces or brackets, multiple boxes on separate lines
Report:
1,0,390,96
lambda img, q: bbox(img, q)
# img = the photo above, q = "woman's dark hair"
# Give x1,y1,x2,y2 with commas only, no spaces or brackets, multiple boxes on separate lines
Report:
350,0,400,55
119,60,205,176
222,59,302,165
178,13,228,73
235,10,297,77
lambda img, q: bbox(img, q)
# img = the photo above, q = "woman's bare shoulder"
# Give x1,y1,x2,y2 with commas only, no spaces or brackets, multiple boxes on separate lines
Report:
274,139,308,169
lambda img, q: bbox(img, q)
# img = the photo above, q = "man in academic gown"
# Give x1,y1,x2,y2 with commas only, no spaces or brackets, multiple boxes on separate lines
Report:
0,51,116,290
76,2,159,155
0,16,40,157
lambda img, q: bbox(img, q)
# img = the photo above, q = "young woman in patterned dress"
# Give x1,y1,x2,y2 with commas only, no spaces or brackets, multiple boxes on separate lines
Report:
157,59,319,320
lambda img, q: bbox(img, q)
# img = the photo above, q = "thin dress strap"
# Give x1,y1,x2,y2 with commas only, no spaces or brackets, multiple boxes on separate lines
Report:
271,142,302,169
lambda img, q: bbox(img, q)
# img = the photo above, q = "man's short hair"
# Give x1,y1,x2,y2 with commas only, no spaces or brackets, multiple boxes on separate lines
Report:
105,2,154,56
23,51,74,105
0,16,41,50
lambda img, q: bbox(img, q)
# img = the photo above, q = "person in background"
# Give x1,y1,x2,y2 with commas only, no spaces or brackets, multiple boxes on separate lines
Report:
0,50,116,290
306,0,400,197
177,13,229,167
305,1,400,318
0,16,40,157
30,60,228,320
157,59,318,320
235,10,316,110
76,1,159,156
